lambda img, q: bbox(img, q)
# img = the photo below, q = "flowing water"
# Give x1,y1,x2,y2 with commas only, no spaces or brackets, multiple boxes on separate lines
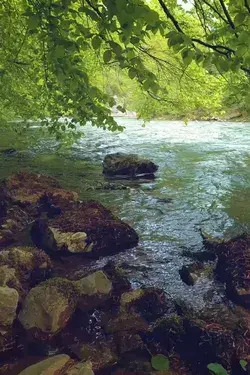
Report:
1,119,250,310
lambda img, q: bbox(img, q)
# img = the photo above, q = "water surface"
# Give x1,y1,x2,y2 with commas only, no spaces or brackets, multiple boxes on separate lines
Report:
1,119,250,309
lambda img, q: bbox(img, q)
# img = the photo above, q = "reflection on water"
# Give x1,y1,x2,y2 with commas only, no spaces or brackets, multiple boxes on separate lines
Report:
1,119,250,309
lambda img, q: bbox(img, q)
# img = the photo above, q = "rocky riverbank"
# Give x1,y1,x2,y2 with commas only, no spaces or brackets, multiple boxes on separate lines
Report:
0,171,250,375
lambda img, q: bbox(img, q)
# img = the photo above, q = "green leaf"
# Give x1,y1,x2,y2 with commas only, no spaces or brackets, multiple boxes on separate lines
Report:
182,49,195,66
128,68,137,79
92,36,102,50
234,12,246,26
103,50,112,63
151,355,169,371
240,360,247,371
54,45,65,58
127,49,135,59
216,58,230,72
236,44,248,57
143,79,152,91
110,42,123,56
130,36,140,45
207,363,229,375
27,15,40,29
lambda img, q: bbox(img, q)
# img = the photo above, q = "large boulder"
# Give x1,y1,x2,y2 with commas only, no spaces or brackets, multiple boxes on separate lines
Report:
18,270,115,336
18,278,78,336
18,354,73,375
5,171,78,207
31,201,138,256
103,153,158,177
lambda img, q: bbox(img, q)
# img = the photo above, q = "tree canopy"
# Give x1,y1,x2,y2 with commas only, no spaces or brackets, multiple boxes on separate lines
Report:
1,0,250,138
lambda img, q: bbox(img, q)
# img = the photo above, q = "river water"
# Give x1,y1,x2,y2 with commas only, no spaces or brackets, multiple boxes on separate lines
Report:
1,119,250,310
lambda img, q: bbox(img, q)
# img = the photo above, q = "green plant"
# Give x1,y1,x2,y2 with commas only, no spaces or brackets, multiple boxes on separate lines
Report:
207,363,229,375
151,354,169,371
240,360,248,371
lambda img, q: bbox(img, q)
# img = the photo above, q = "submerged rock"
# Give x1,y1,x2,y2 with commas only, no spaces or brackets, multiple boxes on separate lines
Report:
18,354,73,375
18,278,78,336
31,201,138,256
182,249,216,262
0,148,17,156
179,263,214,286
103,153,158,177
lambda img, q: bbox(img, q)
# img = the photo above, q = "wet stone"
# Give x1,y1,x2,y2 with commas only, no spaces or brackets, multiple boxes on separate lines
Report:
17,354,73,375
18,278,78,336
71,341,117,371
31,200,139,257
103,153,158,177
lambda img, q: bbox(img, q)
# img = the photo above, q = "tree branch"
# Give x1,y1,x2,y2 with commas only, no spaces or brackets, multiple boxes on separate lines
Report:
202,0,228,24
157,0,183,33
218,0,236,30
192,38,234,55
244,0,250,14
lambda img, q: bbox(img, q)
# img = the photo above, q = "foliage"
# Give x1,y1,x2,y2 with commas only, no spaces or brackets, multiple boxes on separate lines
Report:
240,360,248,371
151,354,170,371
207,363,229,375
1,0,250,139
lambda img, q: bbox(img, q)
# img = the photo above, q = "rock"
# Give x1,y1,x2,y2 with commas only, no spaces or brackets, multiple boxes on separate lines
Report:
0,246,52,295
103,262,132,295
183,318,241,373
71,341,117,371
179,263,214,286
112,360,154,375
18,354,73,375
151,314,185,353
209,234,250,307
31,201,139,256
0,148,17,156
103,153,158,177
0,286,19,326
18,278,78,335
5,171,78,206
182,249,216,262
104,312,149,334
152,308,249,375
66,361,94,375
115,332,144,354
120,287,171,322
76,271,113,311
0,328,17,354
0,205,31,247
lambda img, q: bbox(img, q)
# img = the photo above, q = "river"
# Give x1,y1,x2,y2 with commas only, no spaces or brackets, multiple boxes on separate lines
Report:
1,119,250,310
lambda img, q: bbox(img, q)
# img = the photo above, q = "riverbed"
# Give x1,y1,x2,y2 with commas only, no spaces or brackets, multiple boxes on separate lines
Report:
1,119,250,310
